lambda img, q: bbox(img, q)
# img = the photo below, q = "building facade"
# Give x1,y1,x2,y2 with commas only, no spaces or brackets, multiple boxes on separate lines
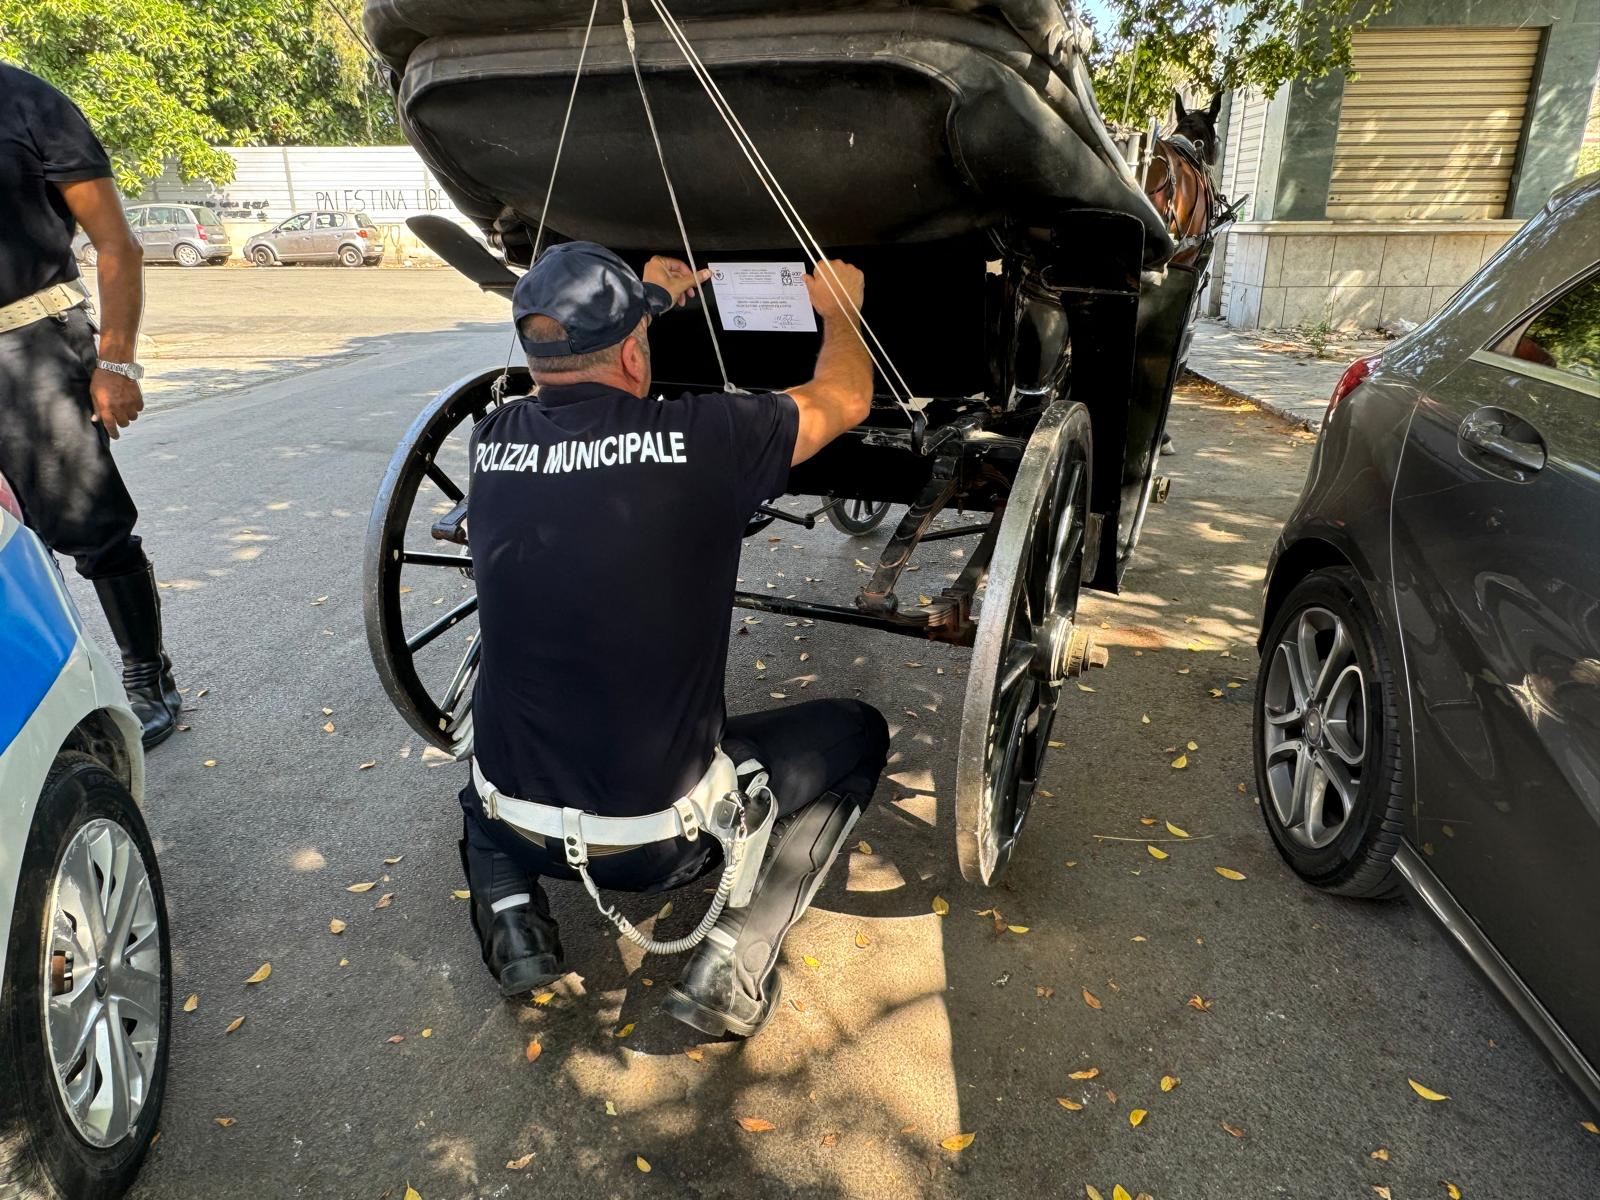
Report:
1210,0,1600,331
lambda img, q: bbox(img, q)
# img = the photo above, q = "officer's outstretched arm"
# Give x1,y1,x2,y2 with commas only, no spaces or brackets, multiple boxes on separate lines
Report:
788,260,872,466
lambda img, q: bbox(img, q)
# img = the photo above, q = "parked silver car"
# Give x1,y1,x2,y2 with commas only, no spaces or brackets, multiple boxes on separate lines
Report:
243,211,385,267
74,203,232,268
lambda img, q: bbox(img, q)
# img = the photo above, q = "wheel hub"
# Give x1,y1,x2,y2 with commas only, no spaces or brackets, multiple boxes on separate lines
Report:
1303,706,1324,746
1035,616,1108,684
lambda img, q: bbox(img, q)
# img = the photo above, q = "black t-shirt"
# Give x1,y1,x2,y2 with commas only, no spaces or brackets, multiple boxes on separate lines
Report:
468,381,799,818
0,65,112,309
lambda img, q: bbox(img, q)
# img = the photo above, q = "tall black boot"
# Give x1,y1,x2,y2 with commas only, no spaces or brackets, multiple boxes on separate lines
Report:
459,817,567,997
663,790,864,1039
92,563,180,748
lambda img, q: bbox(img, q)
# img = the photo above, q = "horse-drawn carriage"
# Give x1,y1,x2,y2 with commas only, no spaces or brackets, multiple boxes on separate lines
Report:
360,0,1223,885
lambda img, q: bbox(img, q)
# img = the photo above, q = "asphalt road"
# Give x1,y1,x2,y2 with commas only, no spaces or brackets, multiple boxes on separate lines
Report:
61,272,1595,1199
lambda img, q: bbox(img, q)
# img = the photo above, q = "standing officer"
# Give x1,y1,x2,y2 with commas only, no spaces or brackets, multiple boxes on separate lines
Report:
0,64,179,746
460,242,889,1037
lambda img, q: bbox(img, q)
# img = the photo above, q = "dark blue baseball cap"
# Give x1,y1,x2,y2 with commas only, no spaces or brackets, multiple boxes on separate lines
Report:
512,241,673,357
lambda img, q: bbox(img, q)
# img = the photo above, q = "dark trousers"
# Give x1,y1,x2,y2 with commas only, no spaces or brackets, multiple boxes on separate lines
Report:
461,697,891,899
0,309,145,579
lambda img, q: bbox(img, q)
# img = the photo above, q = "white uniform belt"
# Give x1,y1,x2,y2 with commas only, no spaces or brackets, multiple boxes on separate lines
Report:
0,281,89,335
471,749,741,851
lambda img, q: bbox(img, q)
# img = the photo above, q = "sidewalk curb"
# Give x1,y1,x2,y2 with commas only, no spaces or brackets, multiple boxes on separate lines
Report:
1182,364,1321,433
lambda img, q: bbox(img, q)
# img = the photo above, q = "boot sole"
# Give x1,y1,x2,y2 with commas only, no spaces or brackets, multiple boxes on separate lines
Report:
141,722,177,750
497,954,568,998
661,972,782,1040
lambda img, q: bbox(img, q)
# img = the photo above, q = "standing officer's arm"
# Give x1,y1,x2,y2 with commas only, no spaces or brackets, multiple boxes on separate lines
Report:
788,260,872,466
57,177,145,438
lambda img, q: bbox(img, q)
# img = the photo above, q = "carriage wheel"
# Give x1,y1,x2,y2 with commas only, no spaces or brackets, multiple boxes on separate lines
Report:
954,399,1096,885
826,497,893,536
363,367,510,757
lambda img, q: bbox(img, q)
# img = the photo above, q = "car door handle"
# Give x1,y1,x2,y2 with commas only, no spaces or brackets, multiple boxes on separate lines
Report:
1459,408,1546,473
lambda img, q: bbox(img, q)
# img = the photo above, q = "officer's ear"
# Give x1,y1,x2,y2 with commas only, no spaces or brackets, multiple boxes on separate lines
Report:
619,331,650,390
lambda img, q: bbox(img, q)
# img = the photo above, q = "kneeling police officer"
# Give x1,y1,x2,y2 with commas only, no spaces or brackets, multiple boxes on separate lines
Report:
460,242,889,1036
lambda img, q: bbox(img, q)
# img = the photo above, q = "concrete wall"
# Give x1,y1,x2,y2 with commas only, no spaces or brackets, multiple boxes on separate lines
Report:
1270,0,1599,221
1222,221,1520,330
140,146,476,261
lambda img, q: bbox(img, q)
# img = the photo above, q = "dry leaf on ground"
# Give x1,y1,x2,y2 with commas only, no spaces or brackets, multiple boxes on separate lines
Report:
1581,1120,1599,1135
1370,1148,1390,1161
615,1023,635,1038
323,722,336,733
658,901,672,920
506,1154,535,1170
1443,1183,1462,1199
244,963,272,984
329,918,346,934
1171,754,1188,769
1214,867,1247,880
202,759,217,768
1008,924,1030,934
358,760,376,770
374,893,393,909
451,889,470,900
803,955,821,968
183,994,198,1013
346,881,377,893
533,992,554,1006
1221,1122,1245,1138
1057,1097,1084,1111
1407,1078,1450,1101
857,840,872,854
1129,1109,1147,1127
1160,1075,1179,1092
525,1040,542,1062
738,1117,777,1133
635,1156,651,1173
1114,1189,1133,1200
384,855,404,865
684,1047,705,1062
421,1028,432,1038
854,931,870,948
1086,1188,1105,1200
1373,1188,1393,1200
214,1117,235,1128
1082,988,1103,1010
1165,822,1190,838
225,1016,244,1034
1069,1068,1100,1080
940,1132,976,1152
1146,845,1169,860
931,896,950,916
402,1188,419,1200
1140,714,1150,724
386,1034,405,1044
1187,995,1212,1011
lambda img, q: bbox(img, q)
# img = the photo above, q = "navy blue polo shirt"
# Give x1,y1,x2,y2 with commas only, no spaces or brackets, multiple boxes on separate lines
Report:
467,381,799,825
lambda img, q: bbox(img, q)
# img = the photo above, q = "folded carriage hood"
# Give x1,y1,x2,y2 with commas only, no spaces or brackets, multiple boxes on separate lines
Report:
364,1,1174,264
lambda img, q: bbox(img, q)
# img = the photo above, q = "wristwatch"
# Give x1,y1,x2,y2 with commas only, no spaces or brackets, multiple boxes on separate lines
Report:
97,359,145,381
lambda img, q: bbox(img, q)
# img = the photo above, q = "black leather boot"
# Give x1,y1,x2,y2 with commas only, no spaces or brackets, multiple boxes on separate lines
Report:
664,790,863,1039
92,563,180,748
459,827,567,997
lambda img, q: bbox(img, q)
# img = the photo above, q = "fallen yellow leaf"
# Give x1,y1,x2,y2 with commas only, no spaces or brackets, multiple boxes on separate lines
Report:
1214,867,1247,880
403,1187,420,1200
1008,925,1030,934
374,893,393,909
737,1117,777,1133
635,1156,651,1173
451,889,470,900
1160,1075,1179,1092
1140,714,1150,724
507,1153,535,1170
1069,1068,1100,1080
1171,754,1188,769
202,759,217,768
533,992,554,1006
658,901,672,920
383,855,404,865
821,1131,838,1146
854,931,870,948
803,955,821,969
226,1016,244,1034
1370,1148,1390,1161
358,760,376,770
386,1034,405,1044
1444,1183,1462,1199
1129,1109,1148,1127
329,918,346,934
615,1023,635,1038
421,1028,432,1038
940,1132,975,1152
931,895,950,916
338,958,348,967
1582,1120,1599,1135
1139,817,1158,826
1048,739,1066,748
215,1117,235,1128
323,721,336,733
1114,1188,1134,1200
244,963,272,985
1186,740,1198,751
1165,821,1190,838
183,993,198,1013
1077,683,1095,693
1083,988,1103,1010
684,1047,705,1062
1057,1097,1084,1110
1147,845,1169,860
346,881,377,893
1374,1188,1393,1200
857,840,872,854
525,1039,542,1062
1086,1188,1105,1200
1221,1121,1245,1138
1407,1078,1450,1101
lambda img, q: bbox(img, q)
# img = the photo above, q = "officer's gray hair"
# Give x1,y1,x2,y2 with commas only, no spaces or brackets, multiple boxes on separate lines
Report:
522,315,627,376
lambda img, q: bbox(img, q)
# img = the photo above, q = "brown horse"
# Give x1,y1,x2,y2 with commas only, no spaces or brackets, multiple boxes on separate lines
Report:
1144,92,1221,265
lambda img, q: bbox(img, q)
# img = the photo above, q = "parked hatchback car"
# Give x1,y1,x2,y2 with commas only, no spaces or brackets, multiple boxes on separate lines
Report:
0,471,171,1197
1254,172,1600,1111
243,210,384,267
90,203,232,267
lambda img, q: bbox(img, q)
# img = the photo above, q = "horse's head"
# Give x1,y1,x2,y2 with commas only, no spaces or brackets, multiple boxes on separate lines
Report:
1173,92,1223,165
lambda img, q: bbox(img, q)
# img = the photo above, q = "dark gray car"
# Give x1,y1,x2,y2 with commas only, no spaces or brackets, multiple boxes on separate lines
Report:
1254,172,1600,1112
243,210,384,267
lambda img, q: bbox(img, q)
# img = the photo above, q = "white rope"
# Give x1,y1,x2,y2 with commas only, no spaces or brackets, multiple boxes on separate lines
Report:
532,0,603,261
620,0,735,393
642,0,920,422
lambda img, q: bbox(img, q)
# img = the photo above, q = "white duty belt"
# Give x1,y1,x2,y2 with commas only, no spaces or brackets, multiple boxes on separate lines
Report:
471,749,778,953
0,280,89,335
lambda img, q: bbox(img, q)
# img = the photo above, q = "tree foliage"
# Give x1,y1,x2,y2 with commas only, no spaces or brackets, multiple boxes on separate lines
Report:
1087,1,1391,131
0,0,396,193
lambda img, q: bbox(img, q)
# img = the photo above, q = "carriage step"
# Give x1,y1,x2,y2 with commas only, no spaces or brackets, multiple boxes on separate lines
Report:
431,499,469,544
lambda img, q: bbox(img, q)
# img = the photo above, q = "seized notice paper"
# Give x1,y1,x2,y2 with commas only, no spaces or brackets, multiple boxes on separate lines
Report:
707,261,817,333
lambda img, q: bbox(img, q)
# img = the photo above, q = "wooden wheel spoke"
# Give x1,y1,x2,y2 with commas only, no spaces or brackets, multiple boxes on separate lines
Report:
401,549,472,569
424,462,463,503
405,595,478,654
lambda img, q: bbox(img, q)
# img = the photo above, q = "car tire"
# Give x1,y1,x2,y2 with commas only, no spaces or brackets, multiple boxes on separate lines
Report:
172,244,203,268
338,246,363,268
0,753,170,1200
826,498,893,536
249,247,275,267
1253,566,1405,899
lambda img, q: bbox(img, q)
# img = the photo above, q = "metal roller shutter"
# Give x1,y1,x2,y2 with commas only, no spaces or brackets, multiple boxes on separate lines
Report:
1218,88,1266,319
1328,26,1542,219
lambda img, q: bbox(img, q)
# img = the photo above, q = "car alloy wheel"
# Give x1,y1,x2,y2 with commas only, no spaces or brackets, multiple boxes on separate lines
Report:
173,244,203,267
42,817,164,1148
251,246,275,267
339,246,363,267
1261,605,1367,849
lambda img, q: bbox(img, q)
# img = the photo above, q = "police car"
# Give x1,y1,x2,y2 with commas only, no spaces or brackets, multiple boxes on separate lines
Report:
0,470,169,1199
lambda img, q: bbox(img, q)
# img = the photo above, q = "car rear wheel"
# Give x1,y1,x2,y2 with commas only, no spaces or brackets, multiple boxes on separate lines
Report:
1253,566,1405,898
250,247,275,267
0,753,170,1199
339,246,363,268
172,244,203,268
